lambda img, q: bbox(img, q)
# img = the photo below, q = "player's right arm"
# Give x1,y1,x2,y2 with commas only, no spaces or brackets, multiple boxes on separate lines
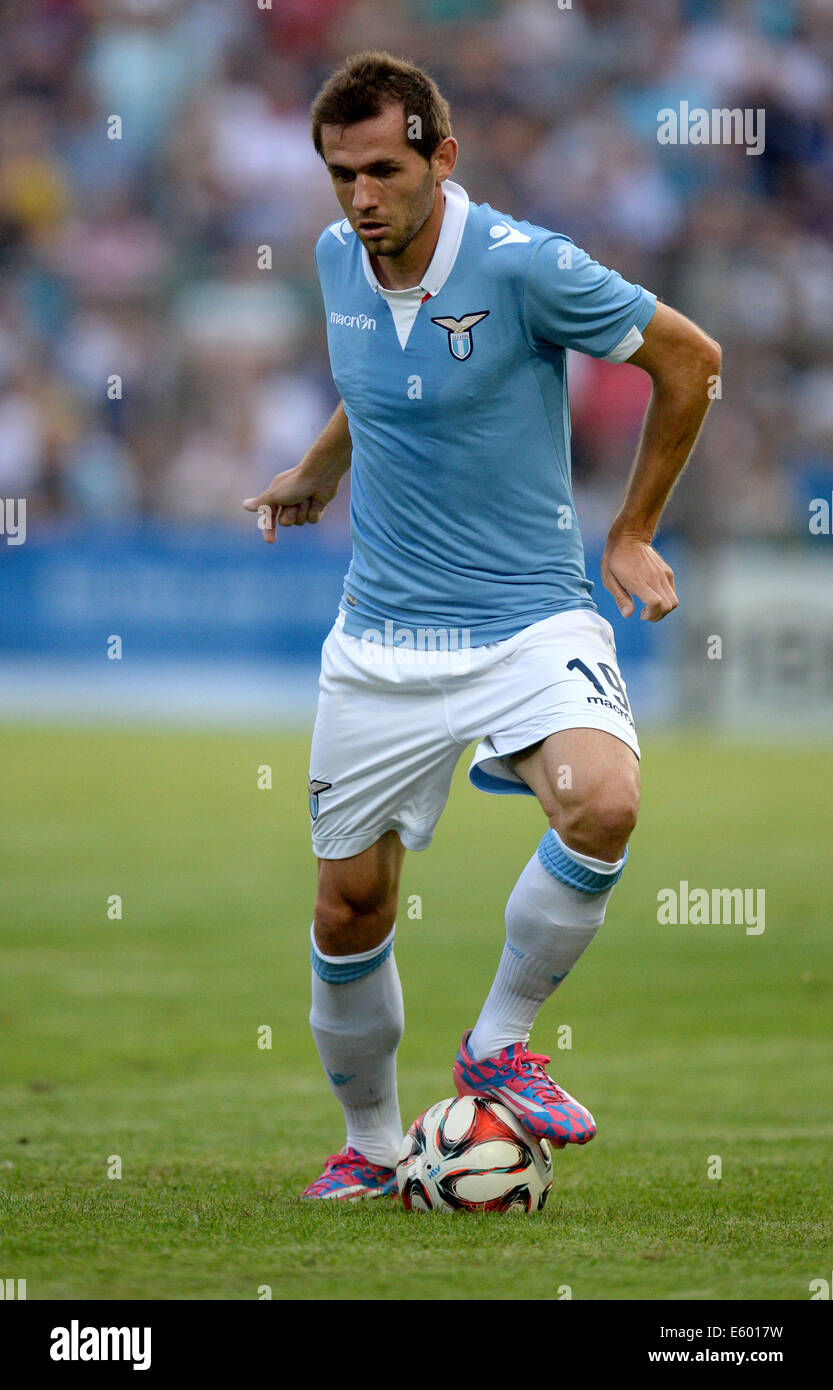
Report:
243,400,352,543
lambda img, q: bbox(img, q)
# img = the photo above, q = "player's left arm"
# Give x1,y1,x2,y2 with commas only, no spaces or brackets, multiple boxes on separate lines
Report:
602,301,722,621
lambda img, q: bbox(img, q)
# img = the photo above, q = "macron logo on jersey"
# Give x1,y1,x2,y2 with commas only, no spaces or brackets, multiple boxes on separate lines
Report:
328,218,354,245
330,311,376,331
488,222,532,250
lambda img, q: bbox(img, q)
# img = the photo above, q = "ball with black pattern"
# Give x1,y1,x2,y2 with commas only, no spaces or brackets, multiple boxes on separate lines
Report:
396,1095,553,1213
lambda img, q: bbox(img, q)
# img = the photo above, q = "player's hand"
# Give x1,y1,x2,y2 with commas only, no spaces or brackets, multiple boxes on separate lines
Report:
243,464,339,543
601,532,678,622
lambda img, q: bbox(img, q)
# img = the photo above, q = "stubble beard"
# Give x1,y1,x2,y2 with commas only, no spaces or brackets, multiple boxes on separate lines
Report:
365,170,437,265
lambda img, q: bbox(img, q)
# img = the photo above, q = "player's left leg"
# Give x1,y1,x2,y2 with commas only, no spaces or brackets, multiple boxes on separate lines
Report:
455,728,638,1143
512,726,639,861
473,727,637,1049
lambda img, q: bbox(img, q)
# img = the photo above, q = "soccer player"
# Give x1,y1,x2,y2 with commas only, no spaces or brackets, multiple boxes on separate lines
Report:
244,53,721,1199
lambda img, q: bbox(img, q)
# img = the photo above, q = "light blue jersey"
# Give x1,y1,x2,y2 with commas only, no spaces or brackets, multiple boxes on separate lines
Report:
314,181,656,645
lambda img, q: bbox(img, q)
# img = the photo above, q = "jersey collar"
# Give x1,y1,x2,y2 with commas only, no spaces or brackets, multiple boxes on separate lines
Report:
360,179,470,298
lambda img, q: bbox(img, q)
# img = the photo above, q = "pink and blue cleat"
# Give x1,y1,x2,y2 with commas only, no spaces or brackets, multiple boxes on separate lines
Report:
453,1030,596,1146
300,1145,398,1201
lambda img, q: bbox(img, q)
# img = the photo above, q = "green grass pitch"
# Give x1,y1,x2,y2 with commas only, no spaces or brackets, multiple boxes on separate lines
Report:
1,724,831,1301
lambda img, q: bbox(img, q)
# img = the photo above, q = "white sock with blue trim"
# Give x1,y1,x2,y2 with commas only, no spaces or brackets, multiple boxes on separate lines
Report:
309,923,404,1169
468,828,627,1061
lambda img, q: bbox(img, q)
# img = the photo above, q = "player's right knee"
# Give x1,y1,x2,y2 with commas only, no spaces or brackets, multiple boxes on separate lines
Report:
313,886,397,956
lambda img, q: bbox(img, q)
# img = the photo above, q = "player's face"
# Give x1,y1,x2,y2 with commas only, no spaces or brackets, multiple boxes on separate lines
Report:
320,104,448,260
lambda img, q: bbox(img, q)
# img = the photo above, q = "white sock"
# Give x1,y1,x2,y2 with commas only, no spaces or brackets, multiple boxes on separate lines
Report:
468,828,627,1061
309,923,404,1169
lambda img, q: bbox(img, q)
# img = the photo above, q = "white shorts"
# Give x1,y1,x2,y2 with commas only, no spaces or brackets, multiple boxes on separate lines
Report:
308,608,640,860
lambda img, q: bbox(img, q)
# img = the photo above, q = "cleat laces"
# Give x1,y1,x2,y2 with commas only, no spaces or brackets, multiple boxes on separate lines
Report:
510,1048,566,1102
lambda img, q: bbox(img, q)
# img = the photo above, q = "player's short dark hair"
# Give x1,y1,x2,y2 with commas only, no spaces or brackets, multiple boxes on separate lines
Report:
310,51,452,163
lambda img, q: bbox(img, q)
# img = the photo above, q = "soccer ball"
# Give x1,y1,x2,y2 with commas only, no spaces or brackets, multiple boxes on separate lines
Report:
396,1095,553,1213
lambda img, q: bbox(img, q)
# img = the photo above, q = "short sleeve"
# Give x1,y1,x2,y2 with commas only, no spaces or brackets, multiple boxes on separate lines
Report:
523,235,656,362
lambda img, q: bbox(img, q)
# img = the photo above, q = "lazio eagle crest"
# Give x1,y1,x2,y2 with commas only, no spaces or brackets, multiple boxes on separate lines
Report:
431,311,490,360
308,778,332,820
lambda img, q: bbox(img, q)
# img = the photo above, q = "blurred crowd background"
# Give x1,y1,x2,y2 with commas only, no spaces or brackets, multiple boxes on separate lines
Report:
1,0,832,549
